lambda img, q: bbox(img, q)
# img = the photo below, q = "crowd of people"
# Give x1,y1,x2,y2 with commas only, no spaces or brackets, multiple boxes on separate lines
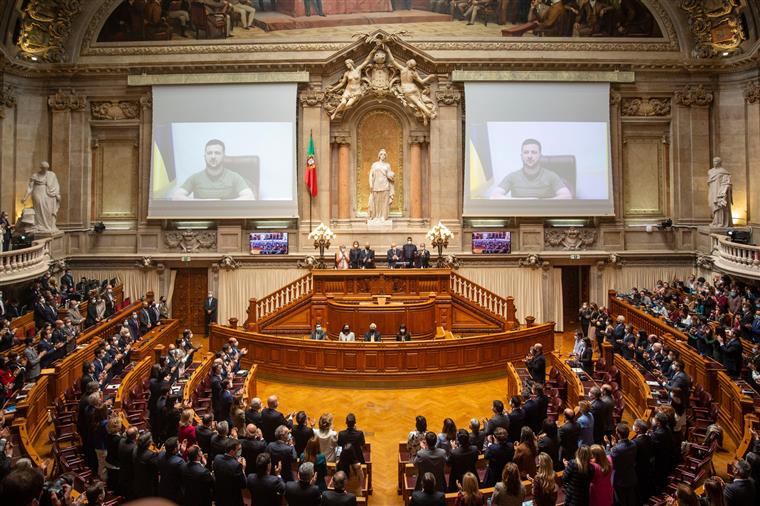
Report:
332,237,432,270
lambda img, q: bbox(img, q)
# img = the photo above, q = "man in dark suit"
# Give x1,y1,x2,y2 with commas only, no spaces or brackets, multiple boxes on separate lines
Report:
261,394,292,443
209,421,232,465
240,423,267,475
103,285,115,317
157,437,185,504
411,472,446,505
507,396,525,443
632,419,654,504
196,414,215,457
525,343,546,383
321,471,357,506
610,423,637,506
60,269,75,292
387,242,402,268
266,425,298,482
612,316,626,352
483,427,513,487
337,413,366,464
415,243,431,268
117,427,138,499
484,399,510,436
600,384,616,439
724,459,757,506
363,323,382,342
718,330,743,378
127,312,141,341
589,386,606,444
204,291,218,335
210,362,224,421
219,379,234,425
212,438,247,506
666,360,692,405
361,243,375,269
181,445,214,506
523,383,548,434
247,453,286,506
285,461,321,506
138,301,152,334
414,431,447,492
132,432,160,499
446,429,478,492
558,408,581,463
651,412,675,493
402,237,417,268
245,397,263,427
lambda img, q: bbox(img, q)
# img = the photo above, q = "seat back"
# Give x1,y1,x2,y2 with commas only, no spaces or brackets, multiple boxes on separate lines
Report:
540,155,576,197
224,155,261,199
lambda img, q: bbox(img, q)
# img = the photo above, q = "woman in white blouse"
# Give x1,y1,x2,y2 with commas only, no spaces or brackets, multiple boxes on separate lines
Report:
316,412,339,462
339,324,355,341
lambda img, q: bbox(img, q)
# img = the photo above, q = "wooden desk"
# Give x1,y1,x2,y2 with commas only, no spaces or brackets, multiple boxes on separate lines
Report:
212,322,554,385
614,355,655,422
547,351,584,408
12,373,51,470
130,319,180,361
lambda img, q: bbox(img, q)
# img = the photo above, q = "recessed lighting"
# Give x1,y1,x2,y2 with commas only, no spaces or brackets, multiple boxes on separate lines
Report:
30,56,38,61
722,51,730,57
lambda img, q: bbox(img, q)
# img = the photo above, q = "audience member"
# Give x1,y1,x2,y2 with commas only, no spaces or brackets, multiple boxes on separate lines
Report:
724,459,756,506
446,429,478,493
322,470,357,506
181,444,214,506
531,452,559,506
414,431,447,492
213,438,246,506
588,444,613,506
410,472,445,506
267,424,298,482
563,444,594,506
491,462,524,506
337,413,366,463
247,452,285,506
317,412,339,462
483,427,513,487
284,461,321,506
453,471,484,506
336,442,364,497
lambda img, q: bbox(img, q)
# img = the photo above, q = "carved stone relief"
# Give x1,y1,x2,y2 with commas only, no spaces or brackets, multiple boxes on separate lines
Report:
621,97,671,117
674,84,714,107
679,0,746,58
744,80,760,104
48,89,86,112
164,230,217,252
299,88,325,107
0,86,17,119
90,101,140,120
544,227,597,250
436,84,462,106
17,0,82,62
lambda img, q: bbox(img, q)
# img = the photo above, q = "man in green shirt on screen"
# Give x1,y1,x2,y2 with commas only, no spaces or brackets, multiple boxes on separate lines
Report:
172,139,254,200
490,138,572,200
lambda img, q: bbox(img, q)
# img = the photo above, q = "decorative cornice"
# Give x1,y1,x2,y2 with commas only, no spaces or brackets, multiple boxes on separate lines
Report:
744,80,760,104
48,89,86,111
18,0,82,63
331,135,351,145
621,97,671,117
435,83,461,106
408,134,429,145
544,227,597,251
674,84,714,107
90,100,140,120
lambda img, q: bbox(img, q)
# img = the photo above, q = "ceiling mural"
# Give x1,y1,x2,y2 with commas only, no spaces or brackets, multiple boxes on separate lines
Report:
94,0,663,44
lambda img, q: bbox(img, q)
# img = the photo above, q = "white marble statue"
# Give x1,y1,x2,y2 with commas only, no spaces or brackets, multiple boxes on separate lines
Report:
367,149,395,223
707,156,733,228
21,161,60,234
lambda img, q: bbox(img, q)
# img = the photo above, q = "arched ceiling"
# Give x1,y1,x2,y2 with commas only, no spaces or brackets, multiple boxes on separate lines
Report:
1,0,759,73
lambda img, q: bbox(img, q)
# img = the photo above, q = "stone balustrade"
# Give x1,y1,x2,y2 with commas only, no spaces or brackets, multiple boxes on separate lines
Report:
711,233,760,279
0,239,52,284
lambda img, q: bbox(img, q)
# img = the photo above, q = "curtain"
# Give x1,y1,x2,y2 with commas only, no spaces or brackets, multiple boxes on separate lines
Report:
71,269,161,302
457,267,544,323
166,269,177,317
597,265,697,306
551,267,564,332
217,267,305,324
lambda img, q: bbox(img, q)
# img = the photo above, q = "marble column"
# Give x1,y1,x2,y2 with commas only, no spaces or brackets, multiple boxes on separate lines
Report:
0,85,17,215
47,89,89,229
409,135,427,219
299,87,330,226
744,80,760,226
335,137,351,219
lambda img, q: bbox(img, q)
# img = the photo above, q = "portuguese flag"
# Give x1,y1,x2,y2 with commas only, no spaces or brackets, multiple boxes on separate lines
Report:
304,132,318,198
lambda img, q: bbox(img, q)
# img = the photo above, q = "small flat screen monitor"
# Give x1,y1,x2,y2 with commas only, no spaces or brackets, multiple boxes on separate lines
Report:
472,231,511,254
249,232,288,255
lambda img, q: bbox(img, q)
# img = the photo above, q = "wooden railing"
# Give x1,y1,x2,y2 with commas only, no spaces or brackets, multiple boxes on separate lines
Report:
0,238,52,284
547,351,583,409
613,354,654,423
130,319,180,362
506,362,521,399
449,272,517,327
242,364,258,403
114,356,153,412
248,273,313,324
12,373,51,470
711,233,760,279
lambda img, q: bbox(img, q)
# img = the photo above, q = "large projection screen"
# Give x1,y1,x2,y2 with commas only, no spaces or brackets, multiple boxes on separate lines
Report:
148,84,298,219
463,82,614,217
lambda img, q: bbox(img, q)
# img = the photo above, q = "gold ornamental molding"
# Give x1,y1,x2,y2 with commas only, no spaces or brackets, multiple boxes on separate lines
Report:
90,100,140,120
17,0,82,62
621,97,672,117
127,72,310,86
673,84,714,107
679,0,746,58
48,89,86,112
450,70,636,83
744,80,760,104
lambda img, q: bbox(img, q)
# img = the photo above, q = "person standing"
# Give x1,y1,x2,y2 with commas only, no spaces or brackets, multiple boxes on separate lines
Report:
335,245,349,269
204,291,218,335
361,243,375,268
414,432,447,492
402,237,418,268
181,445,214,506
213,439,247,506
563,445,594,506
304,0,325,16
348,241,362,269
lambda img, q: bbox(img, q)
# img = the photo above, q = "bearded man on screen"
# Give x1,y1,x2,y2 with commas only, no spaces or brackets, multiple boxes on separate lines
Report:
490,138,571,200
172,139,254,200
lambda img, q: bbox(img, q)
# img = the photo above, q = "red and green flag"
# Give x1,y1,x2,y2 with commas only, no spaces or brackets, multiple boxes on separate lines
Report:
304,132,318,198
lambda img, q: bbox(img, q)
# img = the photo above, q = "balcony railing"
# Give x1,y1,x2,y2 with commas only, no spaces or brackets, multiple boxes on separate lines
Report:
711,233,760,279
0,239,52,284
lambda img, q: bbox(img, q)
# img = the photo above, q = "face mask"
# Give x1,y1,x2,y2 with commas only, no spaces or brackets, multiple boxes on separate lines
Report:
343,328,349,333
235,447,242,458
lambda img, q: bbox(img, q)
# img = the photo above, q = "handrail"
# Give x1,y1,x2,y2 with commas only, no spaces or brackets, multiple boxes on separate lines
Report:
130,319,180,361
114,356,153,411
711,233,760,278
613,354,654,423
12,373,51,470
0,238,52,284
249,273,313,324
546,351,583,409
449,271,516,325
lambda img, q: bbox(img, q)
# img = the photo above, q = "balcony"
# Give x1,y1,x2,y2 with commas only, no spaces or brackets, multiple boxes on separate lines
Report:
0,239,52,285
711,233,760,280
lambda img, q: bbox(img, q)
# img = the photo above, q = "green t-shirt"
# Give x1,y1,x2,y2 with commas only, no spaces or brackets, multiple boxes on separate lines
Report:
497,166,566,199
180,167,250,200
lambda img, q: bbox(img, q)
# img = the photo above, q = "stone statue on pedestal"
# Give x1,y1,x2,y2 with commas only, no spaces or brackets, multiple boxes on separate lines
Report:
20,161,60,234
707,156,733,228
368,149,395,223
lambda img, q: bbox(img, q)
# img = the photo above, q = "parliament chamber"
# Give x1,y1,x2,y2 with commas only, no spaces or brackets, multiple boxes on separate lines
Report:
2,1,760,505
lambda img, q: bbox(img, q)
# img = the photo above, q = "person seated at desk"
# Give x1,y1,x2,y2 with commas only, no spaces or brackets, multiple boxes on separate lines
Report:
396,324,412,342
364,323,381,342
338,324,355,341
311,323,327,341
387,242,402,268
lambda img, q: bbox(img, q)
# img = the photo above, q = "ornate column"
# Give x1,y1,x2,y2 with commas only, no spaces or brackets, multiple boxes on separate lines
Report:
745,80,760,226
0,85,17,214
332,134,351,220
299,87,330,229
429,82,462,234
48,89,88,229
409,134,428,220
671,84,714,223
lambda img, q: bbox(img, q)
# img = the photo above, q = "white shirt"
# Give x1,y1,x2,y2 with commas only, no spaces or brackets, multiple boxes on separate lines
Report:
339,331,355,342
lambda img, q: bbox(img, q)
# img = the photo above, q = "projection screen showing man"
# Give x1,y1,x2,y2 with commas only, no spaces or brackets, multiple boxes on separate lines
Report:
172,139,255,200
490,138,571,200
